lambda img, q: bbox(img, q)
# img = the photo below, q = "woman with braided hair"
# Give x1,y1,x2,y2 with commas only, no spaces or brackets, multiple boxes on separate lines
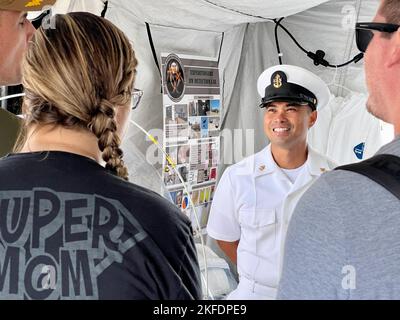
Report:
0,12,201,300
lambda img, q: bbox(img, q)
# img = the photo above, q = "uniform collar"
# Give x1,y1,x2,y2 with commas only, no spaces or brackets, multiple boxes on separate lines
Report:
306,146,330,177
253,144,328,178
253,144,279,178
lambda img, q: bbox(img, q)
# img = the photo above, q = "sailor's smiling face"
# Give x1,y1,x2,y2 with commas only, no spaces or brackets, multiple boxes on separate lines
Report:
263,101,317,149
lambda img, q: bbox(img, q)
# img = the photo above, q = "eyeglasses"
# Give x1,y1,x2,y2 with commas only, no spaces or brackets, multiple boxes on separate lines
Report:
355,22,400,53
131,88,143,110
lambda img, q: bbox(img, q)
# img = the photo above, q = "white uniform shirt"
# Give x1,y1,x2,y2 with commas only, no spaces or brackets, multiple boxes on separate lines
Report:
207,144,336,298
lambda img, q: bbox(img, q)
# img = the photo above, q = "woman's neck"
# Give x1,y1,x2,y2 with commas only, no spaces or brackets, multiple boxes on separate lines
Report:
20,124,102,163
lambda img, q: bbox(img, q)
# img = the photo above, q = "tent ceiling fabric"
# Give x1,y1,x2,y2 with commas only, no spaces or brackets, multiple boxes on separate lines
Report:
56,0,382,191
108,0,330,32
51,0,104,15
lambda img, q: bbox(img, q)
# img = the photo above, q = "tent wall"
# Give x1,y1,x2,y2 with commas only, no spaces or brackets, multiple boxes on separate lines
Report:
104,1,380,175
56,0,384,177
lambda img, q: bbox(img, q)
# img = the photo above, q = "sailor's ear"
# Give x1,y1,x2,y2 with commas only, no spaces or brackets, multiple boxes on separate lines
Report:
308,110,317,128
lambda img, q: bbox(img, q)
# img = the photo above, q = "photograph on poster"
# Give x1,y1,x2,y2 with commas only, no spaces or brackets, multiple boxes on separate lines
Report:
209,99,220,115
191,190,200,206
204,187,211,203
169,189,184,207
166,146,178,165
177,165,189,183
164,168,177,186
170,190,184,208
174,104,188,123
210,185,215,201
197,169,206,184
200,205,210,229
189,100,197,117
210,167,217,180
175,190,184,208
199,189,205,204
165,105,174,125
189,117,201,139
169,190,177,204
197,99,210,116
201,117,208,138
164,164,189,187
193,167,218,184
208,117,220,131
177,144,190,164
165,104,188,125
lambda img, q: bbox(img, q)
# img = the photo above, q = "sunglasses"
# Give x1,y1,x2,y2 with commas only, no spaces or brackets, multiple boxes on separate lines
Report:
355,22,400,53
131,88,143,110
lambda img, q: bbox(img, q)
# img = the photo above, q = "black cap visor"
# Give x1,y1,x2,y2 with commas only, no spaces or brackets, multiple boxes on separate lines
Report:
259,82,317,111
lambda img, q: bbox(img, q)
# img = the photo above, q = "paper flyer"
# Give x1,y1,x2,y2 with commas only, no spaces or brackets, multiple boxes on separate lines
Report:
161,53,221,233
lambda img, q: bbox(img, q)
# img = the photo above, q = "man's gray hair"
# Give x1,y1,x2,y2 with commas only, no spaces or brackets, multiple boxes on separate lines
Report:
381,0,400,24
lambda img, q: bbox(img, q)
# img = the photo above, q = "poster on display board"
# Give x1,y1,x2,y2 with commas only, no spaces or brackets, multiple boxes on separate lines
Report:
161,53,221,234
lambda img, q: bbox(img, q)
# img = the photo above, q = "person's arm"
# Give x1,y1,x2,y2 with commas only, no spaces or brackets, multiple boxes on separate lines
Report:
277,173,348,300
207,168,241,261
216,240,239,265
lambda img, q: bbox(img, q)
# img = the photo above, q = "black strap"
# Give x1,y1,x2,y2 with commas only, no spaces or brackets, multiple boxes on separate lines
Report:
145,22,162,78
335,154,400,200
101,1,108,18
145,22,162,93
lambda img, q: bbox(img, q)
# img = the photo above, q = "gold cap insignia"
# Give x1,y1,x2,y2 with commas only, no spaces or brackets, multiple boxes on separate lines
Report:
25,0,42,7
273,73,282,89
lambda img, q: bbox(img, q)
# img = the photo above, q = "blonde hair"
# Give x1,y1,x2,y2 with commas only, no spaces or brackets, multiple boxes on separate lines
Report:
18,12,137,180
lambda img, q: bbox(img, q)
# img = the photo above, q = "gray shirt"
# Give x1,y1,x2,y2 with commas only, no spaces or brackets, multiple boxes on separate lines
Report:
277,136,400,300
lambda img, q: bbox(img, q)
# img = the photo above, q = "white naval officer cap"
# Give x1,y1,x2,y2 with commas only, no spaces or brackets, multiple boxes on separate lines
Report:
257,64,330,111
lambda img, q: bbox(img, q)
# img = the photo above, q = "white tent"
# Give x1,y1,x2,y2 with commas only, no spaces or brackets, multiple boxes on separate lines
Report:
47,0,391,298
52,0,391,179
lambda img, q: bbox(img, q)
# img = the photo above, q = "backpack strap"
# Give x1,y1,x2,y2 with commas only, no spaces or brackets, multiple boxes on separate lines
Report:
335,154,400,201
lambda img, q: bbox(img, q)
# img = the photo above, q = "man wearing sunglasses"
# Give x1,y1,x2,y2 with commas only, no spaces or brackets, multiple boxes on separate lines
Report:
278,0,400,300
0,0,56,157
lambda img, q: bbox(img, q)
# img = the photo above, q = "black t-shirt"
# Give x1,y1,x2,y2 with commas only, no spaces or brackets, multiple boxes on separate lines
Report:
0,151,202,300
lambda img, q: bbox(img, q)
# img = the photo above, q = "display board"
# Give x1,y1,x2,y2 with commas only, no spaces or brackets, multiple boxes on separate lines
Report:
161,53,221,235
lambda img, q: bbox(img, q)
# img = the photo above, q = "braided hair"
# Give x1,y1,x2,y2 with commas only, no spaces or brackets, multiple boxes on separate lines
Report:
19,12,137,180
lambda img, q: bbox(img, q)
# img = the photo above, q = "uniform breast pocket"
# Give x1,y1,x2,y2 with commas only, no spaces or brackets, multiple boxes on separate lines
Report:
238,208,277,254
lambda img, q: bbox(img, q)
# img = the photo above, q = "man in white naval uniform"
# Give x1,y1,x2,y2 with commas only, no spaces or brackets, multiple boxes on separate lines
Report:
207,64,336,299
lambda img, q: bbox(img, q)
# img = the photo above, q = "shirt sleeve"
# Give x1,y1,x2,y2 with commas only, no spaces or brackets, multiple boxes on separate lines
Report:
277,173,349,300
206,168,240,242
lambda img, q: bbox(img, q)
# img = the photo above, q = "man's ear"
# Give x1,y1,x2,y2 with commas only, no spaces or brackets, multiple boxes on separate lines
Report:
308,110,317,128
386,30,400,68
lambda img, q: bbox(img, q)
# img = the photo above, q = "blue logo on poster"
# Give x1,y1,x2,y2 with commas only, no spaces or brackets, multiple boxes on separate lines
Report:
353,142,365,160
201,117,208,130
